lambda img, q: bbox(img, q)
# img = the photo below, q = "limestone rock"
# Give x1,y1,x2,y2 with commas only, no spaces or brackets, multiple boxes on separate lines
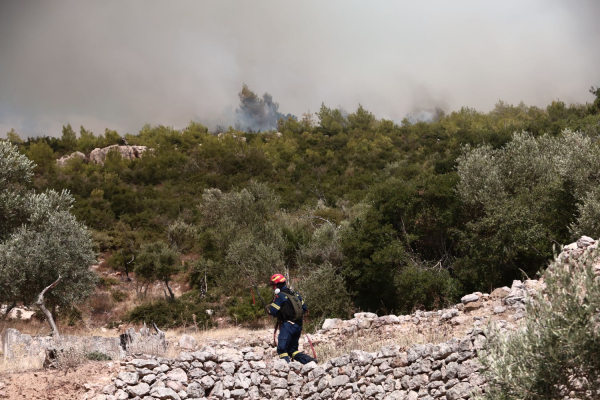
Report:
56,151,87,166
89,145,148,165
179,335,197,350
461,294,480,304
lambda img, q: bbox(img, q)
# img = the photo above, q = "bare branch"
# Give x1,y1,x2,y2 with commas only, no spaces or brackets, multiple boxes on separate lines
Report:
300,215,337,228
36,275,62,340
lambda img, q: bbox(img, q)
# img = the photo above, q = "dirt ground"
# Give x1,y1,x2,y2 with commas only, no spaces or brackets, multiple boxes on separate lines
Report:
0,361,119,400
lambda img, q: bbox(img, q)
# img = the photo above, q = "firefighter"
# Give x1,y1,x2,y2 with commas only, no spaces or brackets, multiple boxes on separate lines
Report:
267,273,317,364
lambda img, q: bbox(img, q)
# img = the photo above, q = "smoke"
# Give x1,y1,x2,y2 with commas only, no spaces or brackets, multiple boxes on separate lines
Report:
0,0,599,138
232,85,294,132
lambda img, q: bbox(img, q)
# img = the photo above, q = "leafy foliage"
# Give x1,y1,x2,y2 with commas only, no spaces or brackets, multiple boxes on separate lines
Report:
125,297,212,329
481,249,600,399
134,241,180,300
7,86,600,318
456,131,600,291
0,140,97,331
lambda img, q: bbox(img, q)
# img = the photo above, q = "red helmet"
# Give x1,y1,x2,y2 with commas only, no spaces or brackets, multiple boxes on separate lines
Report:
270,274,286,286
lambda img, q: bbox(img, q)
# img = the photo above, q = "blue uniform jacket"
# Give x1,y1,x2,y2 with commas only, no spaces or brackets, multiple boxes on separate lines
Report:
268,286,307,322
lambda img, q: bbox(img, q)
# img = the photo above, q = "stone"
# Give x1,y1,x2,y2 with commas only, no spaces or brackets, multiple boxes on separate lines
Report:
365,384,384,396
330,374,349,388
440,309,459,320
166,368,187,382
384,390,407,400
322,318,342,330
199,375,215,389
461,294,480,304
354,312,378,319
464,301,483,312
432,343,453,360
116,371,139,385
150,387,181,400
493,306,506,314
270,377,288,389
230,388,246,398
166,381,183,392
128,383,150,397
220,361,236,375
271,389,288,400
114,389,129,400
350,350,374,366
179,335,197,350
577,236,595,248
186,382,204,398
243,351,263,361
446,382,472,400
142,374,157,384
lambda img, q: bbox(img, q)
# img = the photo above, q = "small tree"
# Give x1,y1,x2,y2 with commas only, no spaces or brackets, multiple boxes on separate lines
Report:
167,218,198,253
199,182,286,289
296,263,352,329
0,140,97,337
134,241,180,300
481,247,600,399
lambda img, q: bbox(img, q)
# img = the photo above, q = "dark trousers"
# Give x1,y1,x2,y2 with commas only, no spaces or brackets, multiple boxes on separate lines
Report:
277,321,314,364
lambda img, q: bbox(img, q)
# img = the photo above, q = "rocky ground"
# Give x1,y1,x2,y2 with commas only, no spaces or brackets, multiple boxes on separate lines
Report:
0,361,120,400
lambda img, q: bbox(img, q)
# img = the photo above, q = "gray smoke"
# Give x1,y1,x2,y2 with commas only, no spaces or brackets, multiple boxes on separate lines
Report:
0,0,599,138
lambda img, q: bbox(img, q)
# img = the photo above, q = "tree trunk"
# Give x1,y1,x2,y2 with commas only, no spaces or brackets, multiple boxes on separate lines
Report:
2,302,16,320
36,276,62,340
165,280,175,301
124,254,134,281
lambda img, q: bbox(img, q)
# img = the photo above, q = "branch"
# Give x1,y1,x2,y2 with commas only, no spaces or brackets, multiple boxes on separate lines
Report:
36,275,62,340
36,275,62,306
300,215,337,228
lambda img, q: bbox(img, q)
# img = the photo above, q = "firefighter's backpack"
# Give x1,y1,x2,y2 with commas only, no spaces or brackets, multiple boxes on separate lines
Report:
278,289,303,322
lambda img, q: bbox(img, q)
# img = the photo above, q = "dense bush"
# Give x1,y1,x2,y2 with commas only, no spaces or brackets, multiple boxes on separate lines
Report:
394,265,461,314
296,263,353,331
225,286,273,326
125,298,212,329
481,249,600,399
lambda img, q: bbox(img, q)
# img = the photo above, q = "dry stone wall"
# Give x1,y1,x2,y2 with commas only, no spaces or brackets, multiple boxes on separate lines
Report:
95,329,486,400
1,328,124,362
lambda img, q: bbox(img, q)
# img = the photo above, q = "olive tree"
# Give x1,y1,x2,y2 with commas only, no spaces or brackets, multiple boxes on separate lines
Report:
134,241,180,300
199,181,285,289
0,140,96,337
481,248,600,399
456,130,600,290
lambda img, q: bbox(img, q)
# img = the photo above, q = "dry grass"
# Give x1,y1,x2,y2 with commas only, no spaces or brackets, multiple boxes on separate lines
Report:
166,321,272,342
313,323,455,362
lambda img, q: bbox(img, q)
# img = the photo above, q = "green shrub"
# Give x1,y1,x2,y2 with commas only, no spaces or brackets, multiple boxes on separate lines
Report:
60,305,83,327
110,289,128,302
296,263,353,332
97,276,120,287
226,287,273,325
125,298,212,329
481,248,600,399
86,351,112,361
394,265,461,314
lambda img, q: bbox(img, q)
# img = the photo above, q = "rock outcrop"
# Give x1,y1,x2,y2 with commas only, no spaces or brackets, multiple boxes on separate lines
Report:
56,151,87,166
89,145,148,165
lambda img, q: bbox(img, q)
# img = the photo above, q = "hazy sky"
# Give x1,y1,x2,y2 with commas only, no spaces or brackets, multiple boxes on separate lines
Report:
1,0,599,138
